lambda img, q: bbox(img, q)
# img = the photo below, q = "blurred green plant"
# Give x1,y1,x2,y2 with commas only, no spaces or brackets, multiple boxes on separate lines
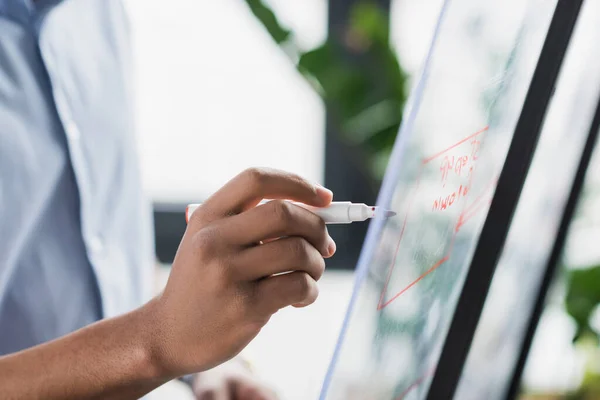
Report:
566,266,600,344
245,0,409,180
564,265,600,400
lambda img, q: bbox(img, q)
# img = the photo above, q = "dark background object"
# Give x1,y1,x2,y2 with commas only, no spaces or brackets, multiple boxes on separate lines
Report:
324,0,389,270
153,203,187,264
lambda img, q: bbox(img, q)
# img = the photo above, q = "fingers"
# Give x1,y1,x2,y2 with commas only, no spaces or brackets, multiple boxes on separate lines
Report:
253,272,319,314
190,168,333,226
221,200,335,256
234,237,326,281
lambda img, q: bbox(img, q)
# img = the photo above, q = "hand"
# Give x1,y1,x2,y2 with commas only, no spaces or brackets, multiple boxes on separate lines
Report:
150,168,336,377
192,358,278,400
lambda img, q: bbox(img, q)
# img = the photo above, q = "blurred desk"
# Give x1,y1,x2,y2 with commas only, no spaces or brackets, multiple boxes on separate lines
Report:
150,267,355,400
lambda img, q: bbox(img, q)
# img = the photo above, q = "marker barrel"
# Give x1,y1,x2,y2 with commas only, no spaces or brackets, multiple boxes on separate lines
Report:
186,201,377,224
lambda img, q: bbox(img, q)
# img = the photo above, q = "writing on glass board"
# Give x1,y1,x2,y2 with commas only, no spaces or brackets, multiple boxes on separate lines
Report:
378,126,492,310
432,136,481,212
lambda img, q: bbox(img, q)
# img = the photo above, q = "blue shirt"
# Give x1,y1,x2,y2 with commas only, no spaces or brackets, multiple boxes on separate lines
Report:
0,0,154,355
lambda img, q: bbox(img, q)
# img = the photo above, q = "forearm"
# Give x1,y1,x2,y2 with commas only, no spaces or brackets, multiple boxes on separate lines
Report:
0,299,171,400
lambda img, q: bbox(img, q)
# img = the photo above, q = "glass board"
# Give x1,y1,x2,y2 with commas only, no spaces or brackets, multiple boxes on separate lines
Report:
455,1,600,398
320,0,558,399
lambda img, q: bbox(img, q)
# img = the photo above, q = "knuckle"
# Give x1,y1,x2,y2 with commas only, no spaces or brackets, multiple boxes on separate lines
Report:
234,285,255,313
187,210,202,227
288,238,324,280
192,226,220,258
271,200,294,224
287,170,312,187
243,167,268,188
187,204,209,228
288,171,307,185
290,173,318,198
292,272,312,297
290,237,311,263
316,215,327,232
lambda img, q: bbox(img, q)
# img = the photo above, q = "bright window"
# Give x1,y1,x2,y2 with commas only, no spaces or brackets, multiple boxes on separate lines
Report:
126,0,327,203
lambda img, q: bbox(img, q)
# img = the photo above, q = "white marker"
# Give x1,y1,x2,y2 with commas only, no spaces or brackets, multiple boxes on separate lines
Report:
185,201,396,224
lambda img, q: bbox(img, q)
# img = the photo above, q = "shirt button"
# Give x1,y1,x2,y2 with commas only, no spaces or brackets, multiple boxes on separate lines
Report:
65,121,81,141
89,236,105,254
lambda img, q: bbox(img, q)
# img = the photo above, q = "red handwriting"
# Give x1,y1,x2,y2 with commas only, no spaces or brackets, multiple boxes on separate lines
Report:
439,138,479,187
432,184,469,211
471,137,481,161
377,126,489,310
440,155,468,184
455,176,498,232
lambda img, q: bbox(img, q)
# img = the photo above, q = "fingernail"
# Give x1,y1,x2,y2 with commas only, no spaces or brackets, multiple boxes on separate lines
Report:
327,237,337,256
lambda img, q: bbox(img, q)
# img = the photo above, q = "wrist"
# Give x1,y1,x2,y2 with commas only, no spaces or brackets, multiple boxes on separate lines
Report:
135,297,175,381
